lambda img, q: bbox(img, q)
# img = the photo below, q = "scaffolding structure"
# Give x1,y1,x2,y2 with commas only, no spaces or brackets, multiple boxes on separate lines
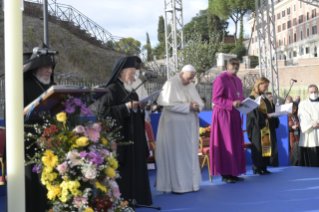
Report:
163,0,184,79
255,0,280,105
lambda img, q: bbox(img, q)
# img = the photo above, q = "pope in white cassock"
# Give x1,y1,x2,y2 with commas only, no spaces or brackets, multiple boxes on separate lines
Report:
156,64,204,194
298,84,319,167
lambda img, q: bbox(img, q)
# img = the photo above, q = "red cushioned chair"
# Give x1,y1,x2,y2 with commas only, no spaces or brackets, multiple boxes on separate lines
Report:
0,127,6,186
198,136,212,182
145,121,156,163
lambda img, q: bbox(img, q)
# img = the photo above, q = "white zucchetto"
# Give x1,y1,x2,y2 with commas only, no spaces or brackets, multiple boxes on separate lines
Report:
181,64,196,72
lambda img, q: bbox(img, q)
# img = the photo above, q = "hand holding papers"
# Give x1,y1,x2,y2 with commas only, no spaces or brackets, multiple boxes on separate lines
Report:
235,96,261,114
140,89,163,104
268,103,293,117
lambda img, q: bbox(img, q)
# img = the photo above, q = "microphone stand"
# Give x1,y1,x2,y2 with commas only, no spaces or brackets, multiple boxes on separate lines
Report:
121,77,161,211
283,80,295,103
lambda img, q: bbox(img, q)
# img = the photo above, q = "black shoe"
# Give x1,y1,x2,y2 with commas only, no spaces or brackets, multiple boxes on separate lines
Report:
172,191,185,194
261,169,271,174
253,170,264,175
222,175,236,183
231,176,244,181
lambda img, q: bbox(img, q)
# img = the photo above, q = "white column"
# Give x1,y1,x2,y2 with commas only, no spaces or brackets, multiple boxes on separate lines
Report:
4,0,25,211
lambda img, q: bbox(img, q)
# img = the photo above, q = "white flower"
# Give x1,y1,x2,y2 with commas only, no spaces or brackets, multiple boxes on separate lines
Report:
67,149,82,167
81,166,97,180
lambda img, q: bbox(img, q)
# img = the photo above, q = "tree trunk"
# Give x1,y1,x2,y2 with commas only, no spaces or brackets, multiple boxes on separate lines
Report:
238,16,244,46
234,20,238,46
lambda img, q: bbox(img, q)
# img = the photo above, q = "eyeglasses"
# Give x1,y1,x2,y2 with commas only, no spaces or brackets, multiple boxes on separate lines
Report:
231,63,240,66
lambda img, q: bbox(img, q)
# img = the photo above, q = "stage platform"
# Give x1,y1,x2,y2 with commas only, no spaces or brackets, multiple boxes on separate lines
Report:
0,166,317,211
137,165,319,212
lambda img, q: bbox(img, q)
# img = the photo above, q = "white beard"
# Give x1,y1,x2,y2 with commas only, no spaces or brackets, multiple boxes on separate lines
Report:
36,72,51,85
124,81,133,92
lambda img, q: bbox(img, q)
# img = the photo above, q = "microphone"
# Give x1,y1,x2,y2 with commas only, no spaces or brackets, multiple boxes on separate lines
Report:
33,47,59,55
291,79,297,82
142,72,157,78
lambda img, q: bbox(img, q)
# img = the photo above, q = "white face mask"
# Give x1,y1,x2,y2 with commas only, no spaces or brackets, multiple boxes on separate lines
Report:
230,69,239,74
310,93,318,100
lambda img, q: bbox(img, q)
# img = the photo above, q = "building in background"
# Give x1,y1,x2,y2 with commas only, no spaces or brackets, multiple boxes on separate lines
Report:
248,0,319,66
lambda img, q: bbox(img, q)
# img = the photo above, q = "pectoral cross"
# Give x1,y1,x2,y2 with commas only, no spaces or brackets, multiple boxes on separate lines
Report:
237,92,240,97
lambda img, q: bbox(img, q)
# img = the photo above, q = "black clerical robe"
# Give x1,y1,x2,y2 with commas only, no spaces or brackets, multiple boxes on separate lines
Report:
101,79,152,206
24,72,54,212
246,96,280,169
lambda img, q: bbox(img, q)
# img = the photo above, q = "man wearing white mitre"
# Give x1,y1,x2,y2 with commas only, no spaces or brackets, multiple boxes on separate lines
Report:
156,64,204,194
298,84,319,167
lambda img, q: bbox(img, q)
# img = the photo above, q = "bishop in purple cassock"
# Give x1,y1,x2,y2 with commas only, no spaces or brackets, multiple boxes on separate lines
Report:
209,58,246,183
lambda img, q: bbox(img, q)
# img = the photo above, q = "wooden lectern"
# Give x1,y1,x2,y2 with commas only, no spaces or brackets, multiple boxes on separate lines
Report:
23,85,108,118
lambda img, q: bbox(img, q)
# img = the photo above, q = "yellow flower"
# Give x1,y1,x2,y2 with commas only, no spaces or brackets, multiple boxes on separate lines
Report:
56,112,67,124
61,189,69,197
48,173,58,181
47,185,62,200
101,137,108,145
76,137,89,147
95,181,107,193
60,195,68,202
108,157,118,170
42,150,59,168
43,166,53,173
85,207,94,212
105,166,116,178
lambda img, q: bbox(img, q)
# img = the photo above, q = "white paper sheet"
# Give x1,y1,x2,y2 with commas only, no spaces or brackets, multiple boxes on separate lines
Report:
268,102,293,117
140,89,163,104
235,96,261,114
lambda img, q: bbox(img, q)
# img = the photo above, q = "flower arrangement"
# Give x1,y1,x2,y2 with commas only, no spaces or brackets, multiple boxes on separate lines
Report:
26,96,132,212
199,125,211,137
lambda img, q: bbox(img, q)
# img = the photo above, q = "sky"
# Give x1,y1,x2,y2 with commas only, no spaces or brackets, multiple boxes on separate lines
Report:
59,0,251,47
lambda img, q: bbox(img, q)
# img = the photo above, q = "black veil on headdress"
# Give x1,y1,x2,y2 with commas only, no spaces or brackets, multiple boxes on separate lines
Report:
105,56,136,87
23,43,56,82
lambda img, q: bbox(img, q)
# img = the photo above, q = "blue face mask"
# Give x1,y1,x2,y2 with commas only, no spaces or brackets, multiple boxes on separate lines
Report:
296,99,300,103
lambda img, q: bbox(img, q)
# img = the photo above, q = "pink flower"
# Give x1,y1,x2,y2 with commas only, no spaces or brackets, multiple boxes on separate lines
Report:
112,187,121,199
92,123,101,132
73,125,86,133
67,149,82,167
111,141,117,151
73,196,88,208
82,166,97,180
100,149,110,157
85,129,100,142
56,162,68,173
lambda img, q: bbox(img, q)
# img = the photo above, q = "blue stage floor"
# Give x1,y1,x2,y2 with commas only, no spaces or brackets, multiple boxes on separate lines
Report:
0,165,318,212
137,165,319,212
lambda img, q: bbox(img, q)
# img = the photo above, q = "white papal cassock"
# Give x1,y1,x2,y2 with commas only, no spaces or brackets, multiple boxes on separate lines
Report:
298,99,319,167
156,74,204,192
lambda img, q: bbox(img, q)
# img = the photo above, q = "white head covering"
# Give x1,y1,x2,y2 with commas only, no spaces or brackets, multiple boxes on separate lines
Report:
181,64,196,73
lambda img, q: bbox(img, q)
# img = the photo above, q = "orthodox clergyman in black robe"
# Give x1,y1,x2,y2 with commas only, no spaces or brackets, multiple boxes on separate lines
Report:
99,56,152,206
23,43,56,212
246,77,280,175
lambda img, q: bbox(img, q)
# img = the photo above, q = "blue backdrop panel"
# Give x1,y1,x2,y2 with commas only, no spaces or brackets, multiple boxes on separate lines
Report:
149,111,289,166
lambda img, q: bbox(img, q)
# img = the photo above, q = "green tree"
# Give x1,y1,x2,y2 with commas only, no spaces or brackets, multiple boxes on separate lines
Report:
179,30,224,86
230,45,247,61
208,0,255,46
184,9,228,42
157,16,165,43
114,37,141,55
143,32,153,61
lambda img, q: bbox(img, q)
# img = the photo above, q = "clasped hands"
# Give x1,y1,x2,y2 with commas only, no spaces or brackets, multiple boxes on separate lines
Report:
190,101,200,112
127,101,148,110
